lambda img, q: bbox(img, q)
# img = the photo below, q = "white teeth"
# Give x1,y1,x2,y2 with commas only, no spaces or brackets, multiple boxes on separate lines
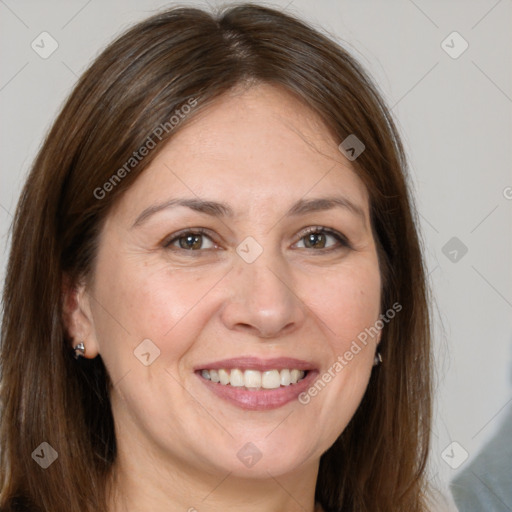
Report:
244,369,262,388
280,369,291,386
218,369,230,385
262,370,281,389
290,369,303,384
200,368,307,389
230,369,244,387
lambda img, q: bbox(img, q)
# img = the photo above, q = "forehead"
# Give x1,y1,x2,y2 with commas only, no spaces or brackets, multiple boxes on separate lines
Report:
113,84,370,222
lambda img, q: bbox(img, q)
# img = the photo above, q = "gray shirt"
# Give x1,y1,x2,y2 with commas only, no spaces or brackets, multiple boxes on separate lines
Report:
450,405,512,511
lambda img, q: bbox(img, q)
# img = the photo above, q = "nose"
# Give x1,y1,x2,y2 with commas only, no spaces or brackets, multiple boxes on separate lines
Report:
219,253,306,339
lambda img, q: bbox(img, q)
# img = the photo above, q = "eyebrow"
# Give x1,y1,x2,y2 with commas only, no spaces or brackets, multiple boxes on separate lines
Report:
132,198,232,228
287,197,365,220
131,195,366,228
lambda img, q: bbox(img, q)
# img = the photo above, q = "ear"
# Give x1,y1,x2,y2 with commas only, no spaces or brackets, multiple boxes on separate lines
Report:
62,274,100,358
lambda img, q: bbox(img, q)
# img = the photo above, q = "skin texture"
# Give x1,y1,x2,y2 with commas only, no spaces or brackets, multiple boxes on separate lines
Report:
65,84,382,512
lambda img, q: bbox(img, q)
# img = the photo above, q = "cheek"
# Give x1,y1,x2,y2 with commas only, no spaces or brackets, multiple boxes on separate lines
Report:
304,258,382,346
88,251,226,378
295,257,381,435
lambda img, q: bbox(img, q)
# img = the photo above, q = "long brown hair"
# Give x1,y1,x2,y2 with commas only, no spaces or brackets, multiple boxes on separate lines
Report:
0,4,432,511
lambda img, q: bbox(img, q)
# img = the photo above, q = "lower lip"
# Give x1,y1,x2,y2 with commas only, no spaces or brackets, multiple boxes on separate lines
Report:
196,370,319,411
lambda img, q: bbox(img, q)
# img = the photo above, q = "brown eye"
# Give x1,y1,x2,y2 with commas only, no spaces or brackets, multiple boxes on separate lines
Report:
178,234,203,250
165,230,216,251
295,227,350,251
303,232,327,249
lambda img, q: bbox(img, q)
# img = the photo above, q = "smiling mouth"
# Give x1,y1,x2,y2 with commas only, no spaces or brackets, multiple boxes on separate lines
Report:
194,357,317,410
199,368,308,391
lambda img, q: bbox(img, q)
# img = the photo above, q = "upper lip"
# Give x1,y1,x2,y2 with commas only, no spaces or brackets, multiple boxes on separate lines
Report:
194,357,316,372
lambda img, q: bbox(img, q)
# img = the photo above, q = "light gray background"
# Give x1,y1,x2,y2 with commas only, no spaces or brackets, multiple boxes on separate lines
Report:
1,0,511,500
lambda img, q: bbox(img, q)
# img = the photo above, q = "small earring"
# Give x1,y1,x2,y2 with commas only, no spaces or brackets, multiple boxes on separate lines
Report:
73,342,86,359
373,351,382,367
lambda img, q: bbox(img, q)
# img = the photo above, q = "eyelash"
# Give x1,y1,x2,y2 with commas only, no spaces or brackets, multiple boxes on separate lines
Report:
163,226,351,253
298,226,351,251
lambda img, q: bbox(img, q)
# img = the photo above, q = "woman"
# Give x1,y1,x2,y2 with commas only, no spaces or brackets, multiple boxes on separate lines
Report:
0,4,446,511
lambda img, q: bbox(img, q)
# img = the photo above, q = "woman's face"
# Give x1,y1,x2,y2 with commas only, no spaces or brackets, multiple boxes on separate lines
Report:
79,84,382,479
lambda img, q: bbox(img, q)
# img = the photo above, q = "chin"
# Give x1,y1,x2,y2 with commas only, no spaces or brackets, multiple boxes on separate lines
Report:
200,436,317,479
